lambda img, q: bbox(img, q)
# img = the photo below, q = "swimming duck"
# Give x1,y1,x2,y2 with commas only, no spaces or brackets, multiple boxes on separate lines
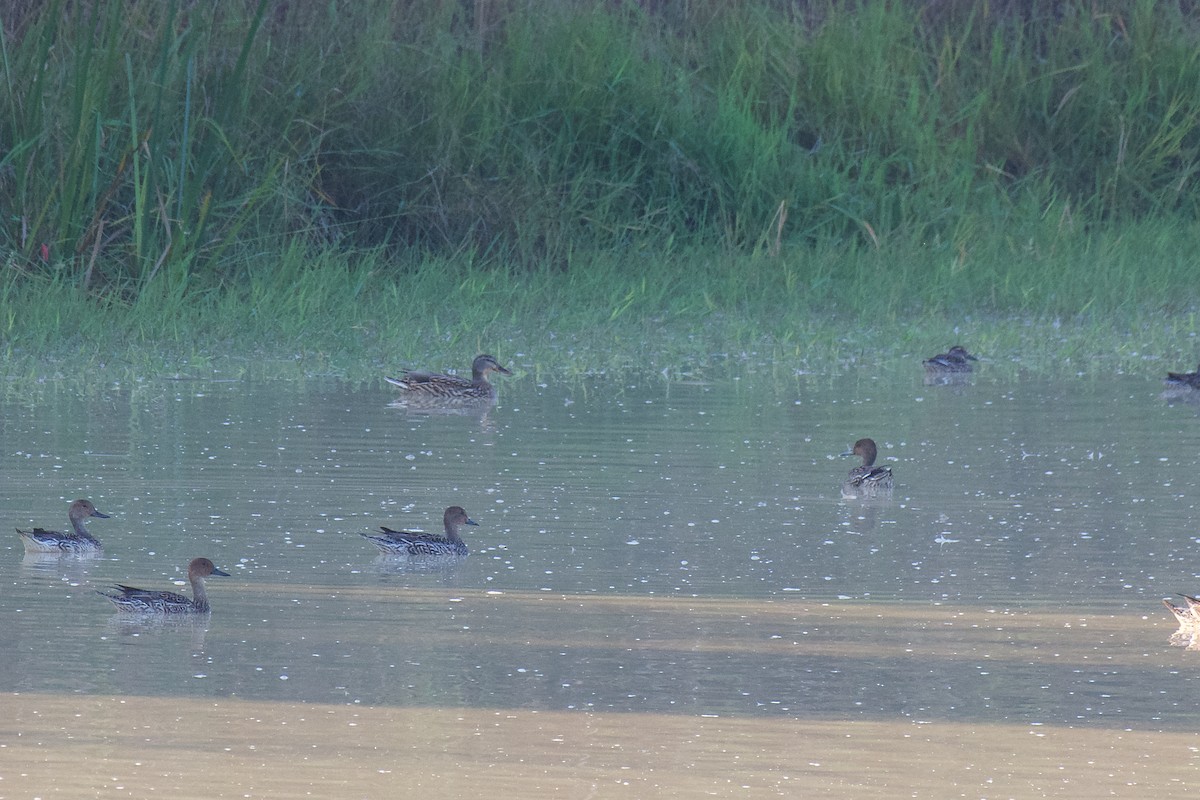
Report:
96,557,230,613
922,345,979,374
1164,363,1200,390
361,506,478,556
1163,594,1200,625
1164,595,1200,648
841,438,894,496
385,354,511,401
15,498,110,554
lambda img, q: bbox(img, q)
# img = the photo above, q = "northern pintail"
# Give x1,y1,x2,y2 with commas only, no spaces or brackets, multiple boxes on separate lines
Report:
1163,594,1200,649
922,345,979,374
15,498,110,554
97,557,230,613
1165,363,1200,390
1163,594,1200,625
361,506,478,556
841,438,894,496
385,354,511,401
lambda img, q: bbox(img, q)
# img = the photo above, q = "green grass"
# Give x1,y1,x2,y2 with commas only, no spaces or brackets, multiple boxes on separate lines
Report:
6,1,1200,269
2,1,1199,380
3,217,1197,383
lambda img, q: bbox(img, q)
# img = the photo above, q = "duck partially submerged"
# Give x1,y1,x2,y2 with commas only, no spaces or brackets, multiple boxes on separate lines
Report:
361,506,478,556
922,345,979,374
1163,594,1200,648
97,557,230,613
15,499,110,554
1163,594,1200,625
385,354,511,402
841,438,894,497
1164,363,1200,390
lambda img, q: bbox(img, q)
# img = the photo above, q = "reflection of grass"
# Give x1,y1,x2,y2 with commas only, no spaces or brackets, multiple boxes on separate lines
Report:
2,224,1197,382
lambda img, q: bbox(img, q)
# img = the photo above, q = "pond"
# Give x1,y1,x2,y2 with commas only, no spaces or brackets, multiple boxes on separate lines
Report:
3,362,1200,797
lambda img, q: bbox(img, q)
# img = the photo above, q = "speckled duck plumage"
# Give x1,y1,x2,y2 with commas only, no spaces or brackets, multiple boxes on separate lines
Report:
1163,593,1200,625
385,354,511,402
15,499,110,554
97,557,230,613
361,506,478,556
1165,363,1200,390
922,345,979,374
841,438,894,496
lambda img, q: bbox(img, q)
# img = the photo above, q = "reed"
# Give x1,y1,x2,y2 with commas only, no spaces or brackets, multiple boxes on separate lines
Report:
5,1,1200,273
2,0,1199,377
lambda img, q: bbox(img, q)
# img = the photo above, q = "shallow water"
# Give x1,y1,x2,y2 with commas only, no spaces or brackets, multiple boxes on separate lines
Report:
3,367,1200,796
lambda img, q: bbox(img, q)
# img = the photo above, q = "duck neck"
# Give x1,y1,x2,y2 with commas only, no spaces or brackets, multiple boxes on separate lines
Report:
190,576,211,612
70,518,98,541
443,522,463,544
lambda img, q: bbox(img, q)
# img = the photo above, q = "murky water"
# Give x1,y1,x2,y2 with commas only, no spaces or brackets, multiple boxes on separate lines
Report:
3,367,1200,796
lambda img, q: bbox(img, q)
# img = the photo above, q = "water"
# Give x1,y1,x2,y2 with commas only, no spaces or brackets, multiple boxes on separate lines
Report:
3,367,1200,796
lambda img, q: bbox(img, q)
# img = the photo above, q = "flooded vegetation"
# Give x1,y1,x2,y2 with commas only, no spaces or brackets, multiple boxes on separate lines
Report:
5,367,1200,795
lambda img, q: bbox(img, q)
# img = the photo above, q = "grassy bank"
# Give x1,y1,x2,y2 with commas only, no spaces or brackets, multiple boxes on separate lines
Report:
3,219,1197,382
2,1,1199,379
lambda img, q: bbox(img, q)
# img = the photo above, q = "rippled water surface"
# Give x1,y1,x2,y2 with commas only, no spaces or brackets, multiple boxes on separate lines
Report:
4,367,1200,796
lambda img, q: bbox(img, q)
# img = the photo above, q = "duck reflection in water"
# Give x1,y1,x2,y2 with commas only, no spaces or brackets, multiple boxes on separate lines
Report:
386,394,498,433
106,612,213,650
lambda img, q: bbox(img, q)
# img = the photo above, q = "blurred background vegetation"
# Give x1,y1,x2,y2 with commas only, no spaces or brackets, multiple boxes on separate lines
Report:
4,0,1200,286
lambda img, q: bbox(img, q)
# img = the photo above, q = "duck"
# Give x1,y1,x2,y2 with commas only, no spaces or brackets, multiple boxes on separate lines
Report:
922,345,979,374
1163,594,1200,625
841,438,894,496
361,506,478,556
96,557,230,613
385,354,511,402
15,498,110,554
1164,595,1200,648
1164,363,1200,390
